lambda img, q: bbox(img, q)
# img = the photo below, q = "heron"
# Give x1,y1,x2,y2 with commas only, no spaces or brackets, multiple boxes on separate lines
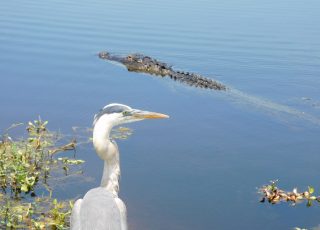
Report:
70,103,169,230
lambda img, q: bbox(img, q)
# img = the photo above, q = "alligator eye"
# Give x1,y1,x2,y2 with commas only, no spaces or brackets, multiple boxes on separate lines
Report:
122,111,131,116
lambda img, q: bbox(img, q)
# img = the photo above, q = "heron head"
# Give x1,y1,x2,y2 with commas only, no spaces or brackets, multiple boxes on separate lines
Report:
93,103,169,127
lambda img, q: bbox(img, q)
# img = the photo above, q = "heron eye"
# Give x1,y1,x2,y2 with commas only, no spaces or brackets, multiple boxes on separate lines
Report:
122,111,131,116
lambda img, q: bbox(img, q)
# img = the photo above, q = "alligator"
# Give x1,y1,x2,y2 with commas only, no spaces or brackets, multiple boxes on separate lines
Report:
97,52,320,126
98,52,227,91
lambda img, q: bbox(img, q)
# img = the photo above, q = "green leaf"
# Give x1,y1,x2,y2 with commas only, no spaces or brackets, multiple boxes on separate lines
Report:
21,184,28,192
307,199,312,207
308,186,315,194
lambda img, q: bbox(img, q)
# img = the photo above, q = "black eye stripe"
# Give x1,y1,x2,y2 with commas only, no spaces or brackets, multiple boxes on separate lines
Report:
103,105,129,114
93,104,131,126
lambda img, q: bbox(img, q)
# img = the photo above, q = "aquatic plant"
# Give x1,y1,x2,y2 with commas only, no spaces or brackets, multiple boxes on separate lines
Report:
72,126,133,141
0,118,84,229
259,180,320,207
0,194,74,229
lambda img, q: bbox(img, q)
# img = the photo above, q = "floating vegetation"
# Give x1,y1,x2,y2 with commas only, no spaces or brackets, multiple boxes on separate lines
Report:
0,118,85,229
111,127,133,140
72,126,133,141
259,180,320,207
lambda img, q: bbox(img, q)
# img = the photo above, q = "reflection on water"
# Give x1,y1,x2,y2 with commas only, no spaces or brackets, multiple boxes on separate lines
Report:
1,0,320,229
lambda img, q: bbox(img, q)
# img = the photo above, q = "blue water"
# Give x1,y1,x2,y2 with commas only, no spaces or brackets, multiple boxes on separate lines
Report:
1,0,320,229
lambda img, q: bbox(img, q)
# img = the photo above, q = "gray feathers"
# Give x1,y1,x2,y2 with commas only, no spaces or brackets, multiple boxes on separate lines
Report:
93,104,132,126
71,187,122,230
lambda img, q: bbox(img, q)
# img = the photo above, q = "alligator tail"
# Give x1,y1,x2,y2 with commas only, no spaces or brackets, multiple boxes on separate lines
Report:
168,71,226,91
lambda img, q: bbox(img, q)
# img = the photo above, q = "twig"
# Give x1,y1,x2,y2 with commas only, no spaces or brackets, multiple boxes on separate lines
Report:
49,139,77,155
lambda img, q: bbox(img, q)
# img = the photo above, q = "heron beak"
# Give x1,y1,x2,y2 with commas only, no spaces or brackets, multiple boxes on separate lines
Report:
132,110,169,119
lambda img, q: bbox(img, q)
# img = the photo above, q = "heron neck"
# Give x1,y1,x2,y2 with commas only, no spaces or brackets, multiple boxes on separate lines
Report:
101,156,120,196
93,119,121,196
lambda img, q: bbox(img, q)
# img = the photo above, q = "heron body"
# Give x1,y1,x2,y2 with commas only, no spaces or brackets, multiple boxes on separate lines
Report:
70,103,168,230
71,188,122,230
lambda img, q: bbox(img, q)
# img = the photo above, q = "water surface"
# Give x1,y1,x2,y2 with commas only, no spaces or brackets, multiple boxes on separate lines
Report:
1,0,320,229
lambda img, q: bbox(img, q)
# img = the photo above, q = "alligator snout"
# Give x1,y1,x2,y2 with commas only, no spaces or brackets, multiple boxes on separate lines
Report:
98,51,110,59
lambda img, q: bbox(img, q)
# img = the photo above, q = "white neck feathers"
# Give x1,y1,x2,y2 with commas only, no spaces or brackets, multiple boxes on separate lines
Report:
93,115,121,196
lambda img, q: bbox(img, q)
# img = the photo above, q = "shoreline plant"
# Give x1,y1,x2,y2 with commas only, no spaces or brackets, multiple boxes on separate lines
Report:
0,118,84,229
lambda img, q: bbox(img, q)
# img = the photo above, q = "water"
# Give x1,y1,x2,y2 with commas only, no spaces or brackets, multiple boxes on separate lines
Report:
1,0,320,229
